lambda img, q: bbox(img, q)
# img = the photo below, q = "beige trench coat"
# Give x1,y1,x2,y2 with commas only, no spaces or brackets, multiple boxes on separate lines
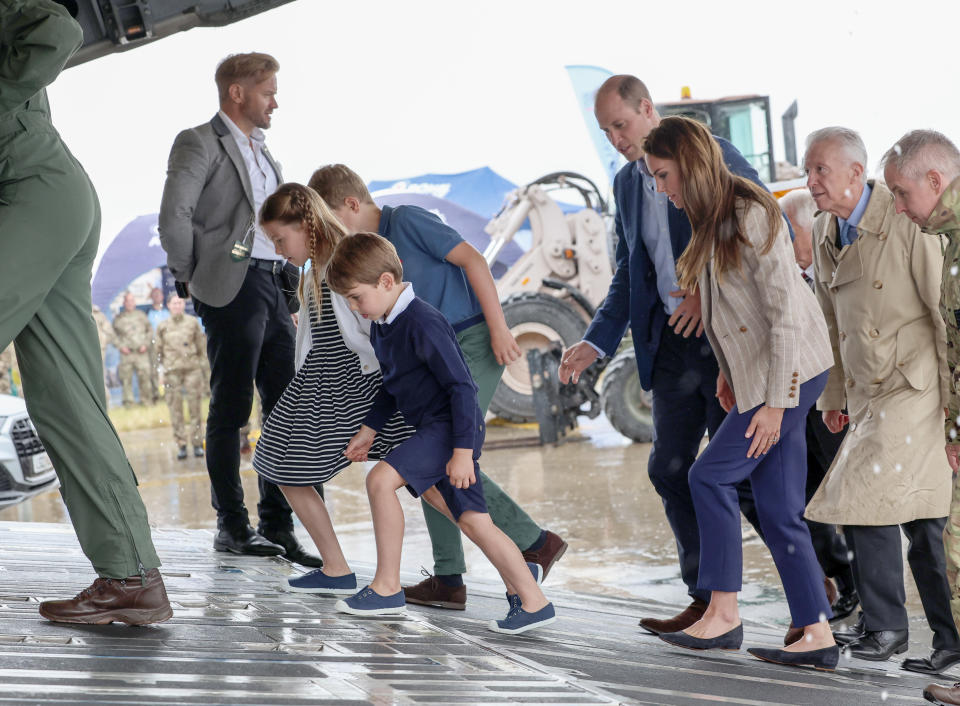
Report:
805,181,951,525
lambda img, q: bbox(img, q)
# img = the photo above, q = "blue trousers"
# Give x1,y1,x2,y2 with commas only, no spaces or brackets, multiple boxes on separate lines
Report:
649,327,763,604
688,371,831,627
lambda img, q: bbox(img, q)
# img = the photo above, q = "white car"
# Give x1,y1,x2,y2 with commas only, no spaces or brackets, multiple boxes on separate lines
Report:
0,394,58,510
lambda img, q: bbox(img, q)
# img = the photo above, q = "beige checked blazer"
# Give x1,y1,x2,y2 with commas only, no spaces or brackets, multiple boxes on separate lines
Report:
699,199,834,411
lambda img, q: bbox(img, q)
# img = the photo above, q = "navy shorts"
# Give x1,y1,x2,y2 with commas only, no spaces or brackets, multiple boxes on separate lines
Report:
384,419,487,521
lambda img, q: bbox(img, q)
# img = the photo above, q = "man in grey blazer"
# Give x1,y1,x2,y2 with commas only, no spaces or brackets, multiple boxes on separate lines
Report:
159,52,321,566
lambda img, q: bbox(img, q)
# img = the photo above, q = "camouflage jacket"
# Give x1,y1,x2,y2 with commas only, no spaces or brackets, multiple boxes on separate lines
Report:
92,306,114,352
155,314,206,372
924,175,960,442
112,309,152,351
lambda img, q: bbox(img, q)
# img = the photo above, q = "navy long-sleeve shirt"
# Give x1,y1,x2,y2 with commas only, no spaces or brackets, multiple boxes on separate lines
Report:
364,291,481,450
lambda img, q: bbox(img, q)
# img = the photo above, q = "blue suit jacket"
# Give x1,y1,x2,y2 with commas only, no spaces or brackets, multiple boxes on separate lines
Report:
583,137,778,390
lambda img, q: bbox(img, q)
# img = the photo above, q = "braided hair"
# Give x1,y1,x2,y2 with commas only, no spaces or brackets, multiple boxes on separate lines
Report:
259,183,349,315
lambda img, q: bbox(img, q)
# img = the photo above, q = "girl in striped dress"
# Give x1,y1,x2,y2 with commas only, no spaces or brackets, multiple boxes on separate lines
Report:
252,183,412,595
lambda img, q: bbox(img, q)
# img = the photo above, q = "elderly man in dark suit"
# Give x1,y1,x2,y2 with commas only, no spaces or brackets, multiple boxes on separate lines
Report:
559,75,773,634
159,52,320,566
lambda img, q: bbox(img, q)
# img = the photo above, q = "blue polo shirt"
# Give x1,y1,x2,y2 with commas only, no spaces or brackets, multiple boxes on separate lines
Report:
377,205,483,330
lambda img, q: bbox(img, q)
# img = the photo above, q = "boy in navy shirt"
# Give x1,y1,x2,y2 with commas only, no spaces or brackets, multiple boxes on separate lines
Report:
309,165,567,611
327,232,555,635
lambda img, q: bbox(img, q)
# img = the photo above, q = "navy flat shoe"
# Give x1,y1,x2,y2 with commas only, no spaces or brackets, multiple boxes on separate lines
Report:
659,624,743,651
748,645,840,671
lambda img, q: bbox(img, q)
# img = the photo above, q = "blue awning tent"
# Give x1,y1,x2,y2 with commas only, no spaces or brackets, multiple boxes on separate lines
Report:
91,214,165,316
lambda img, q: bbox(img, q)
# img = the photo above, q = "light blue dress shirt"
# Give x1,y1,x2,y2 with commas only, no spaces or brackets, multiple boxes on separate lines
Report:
636,160,683,316
837,182,872,248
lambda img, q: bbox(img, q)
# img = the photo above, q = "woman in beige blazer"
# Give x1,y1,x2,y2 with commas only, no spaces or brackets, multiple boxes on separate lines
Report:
642,117,838,670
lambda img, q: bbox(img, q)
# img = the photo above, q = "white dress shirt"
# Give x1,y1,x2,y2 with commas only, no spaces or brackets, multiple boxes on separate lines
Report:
218,110,281,260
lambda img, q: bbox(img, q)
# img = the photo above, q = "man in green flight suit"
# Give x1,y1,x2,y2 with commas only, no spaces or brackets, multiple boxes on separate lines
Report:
0,0,171,624
883,130,960,704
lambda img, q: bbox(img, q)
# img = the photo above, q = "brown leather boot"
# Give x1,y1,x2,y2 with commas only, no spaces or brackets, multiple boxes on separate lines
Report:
923,682,960,705
784,576,838,645
639,599,707,635
522,530,569,581
39,568,173,625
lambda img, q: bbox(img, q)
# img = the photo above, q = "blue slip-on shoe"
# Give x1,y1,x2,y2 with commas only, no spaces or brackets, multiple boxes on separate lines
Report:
505,561,543,611
747,645,839,671
659,624,743,651
285,569,357,595
488,602,556,635
335,585,406,616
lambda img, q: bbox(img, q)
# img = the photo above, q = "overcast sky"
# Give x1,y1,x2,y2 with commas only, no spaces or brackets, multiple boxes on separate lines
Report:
46,0,959,263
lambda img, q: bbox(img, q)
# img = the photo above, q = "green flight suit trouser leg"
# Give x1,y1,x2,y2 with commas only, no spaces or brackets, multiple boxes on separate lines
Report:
419,321,541,575
0,111,161,579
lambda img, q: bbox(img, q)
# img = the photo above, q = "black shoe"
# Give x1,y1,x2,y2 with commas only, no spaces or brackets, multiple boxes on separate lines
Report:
748,645,840,671
659,624,743,651
843,629,909,661
830,590,860,622
833,612,866,645
193,445,204,457
213,526,284,556
903,649,960,676
176,445,188,460
260,528,323,568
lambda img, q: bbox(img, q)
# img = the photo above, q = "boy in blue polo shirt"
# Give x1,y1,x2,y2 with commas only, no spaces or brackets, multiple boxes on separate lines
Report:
326,232,555,635
309,165,567,611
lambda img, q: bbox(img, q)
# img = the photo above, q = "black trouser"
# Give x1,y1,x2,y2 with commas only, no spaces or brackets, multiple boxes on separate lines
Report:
845,519,959,651
194,264,297,534
803,408,854,590
648,325,763,604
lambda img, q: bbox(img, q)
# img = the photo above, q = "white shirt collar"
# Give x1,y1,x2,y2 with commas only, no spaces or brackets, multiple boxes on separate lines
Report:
379,283,415,325
218,110,267,148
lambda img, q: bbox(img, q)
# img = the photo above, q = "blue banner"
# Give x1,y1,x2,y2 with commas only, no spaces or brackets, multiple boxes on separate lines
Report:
565,64,624,187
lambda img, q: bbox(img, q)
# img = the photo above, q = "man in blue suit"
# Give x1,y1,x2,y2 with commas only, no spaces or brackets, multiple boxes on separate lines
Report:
559,75,768,634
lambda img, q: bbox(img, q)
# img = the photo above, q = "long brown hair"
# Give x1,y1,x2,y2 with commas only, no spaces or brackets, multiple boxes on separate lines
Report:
642,116,782,290
259,183,349,311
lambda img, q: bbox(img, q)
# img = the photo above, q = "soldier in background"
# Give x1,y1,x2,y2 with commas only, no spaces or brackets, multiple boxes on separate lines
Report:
147,287,169,403
0,344,16,395
92,305,114,403
156,295,206,459
113,292,155,406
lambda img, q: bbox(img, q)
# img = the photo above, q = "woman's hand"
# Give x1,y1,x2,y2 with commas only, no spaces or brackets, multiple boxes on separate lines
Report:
745,405,784,458
716,372,736,412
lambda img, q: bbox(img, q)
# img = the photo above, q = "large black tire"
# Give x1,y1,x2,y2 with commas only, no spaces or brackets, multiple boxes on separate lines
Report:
600,350,653,442
490,292,588,422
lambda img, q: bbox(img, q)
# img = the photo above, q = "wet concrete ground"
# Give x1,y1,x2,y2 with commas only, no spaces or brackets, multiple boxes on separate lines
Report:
0,414,949,700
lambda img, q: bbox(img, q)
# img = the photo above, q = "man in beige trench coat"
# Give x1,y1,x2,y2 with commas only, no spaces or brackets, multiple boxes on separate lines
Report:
802,127,960,675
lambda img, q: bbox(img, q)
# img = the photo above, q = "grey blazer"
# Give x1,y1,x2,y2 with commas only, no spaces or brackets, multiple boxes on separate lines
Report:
699,199,834,411
158,114,283,307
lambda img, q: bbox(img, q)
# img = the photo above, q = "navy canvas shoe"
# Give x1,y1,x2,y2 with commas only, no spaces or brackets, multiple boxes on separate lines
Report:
335,585,406,616
505,561,543,611
285,570,357,595
489,602,556,635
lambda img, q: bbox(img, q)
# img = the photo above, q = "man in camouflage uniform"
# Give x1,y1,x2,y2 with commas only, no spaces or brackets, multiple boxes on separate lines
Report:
156,295,206,460
92,305,114,402
0,344,15,395
113,292,155,406
883,130,960,705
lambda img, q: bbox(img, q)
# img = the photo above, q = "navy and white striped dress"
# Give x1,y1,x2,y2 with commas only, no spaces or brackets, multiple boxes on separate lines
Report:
253,282,413,486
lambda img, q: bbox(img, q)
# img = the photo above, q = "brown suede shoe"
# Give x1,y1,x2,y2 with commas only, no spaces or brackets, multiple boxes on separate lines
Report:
39,568,173,625
923,682,960,705
521,530,568,581
639,599,707,635
784,576,838,645
403,571,466,610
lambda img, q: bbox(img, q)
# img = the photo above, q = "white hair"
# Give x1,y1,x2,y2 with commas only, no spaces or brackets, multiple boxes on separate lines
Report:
881,129,960,182
804,126,868,183
779,189,817,232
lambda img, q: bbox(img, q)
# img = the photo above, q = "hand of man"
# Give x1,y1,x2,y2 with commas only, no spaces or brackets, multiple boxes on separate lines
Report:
558,341,599,384
175,281,190,299
344,424,376,462
823,410,849,434
489,324,521,365
446,448,477,489
716,372,736,413
947,444,960,473
668,289,704,338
